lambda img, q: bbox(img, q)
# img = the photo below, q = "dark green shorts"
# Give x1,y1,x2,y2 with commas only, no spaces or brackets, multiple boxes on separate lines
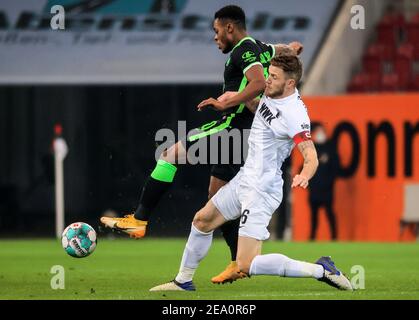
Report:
181,114,248,182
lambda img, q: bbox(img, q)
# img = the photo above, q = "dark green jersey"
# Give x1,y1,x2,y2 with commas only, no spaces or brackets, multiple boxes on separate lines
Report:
188,36,274,144
223,36,275,130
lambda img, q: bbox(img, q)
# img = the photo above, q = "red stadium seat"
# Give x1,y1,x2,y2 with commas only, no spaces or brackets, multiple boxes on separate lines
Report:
397,42,415,59
369,72,381,90
376,13,405,46
380,12,406,28
381,44,397,60
408,74,419,91
347,73,369,92
406,20,419,58
407,22,419,41
362,43,397,74
394,43,414,88
362,57,381,74
380,73,400,91
362,44,384,73
347,72,380,92
411,12,419,23
347,11,418,93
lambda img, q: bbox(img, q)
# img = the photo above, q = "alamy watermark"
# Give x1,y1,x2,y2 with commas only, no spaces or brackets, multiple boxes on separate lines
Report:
154,121,251,165
350,264,365,289
50,5,65,30
50,265,65,289
350,5,365,30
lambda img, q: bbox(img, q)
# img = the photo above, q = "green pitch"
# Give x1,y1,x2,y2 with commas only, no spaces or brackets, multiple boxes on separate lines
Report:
0,238,418,300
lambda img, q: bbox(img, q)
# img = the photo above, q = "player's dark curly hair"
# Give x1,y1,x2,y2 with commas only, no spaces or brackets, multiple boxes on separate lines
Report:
214,5,246,30
270,53,303,84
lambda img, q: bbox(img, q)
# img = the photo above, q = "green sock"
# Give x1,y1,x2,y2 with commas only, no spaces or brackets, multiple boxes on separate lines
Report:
134,160,178,221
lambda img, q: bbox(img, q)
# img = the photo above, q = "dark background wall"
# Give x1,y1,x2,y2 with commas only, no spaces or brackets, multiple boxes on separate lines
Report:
0,85,290,238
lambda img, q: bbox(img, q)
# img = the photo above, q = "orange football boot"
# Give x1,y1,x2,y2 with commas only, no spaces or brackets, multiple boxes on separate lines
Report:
100,214,148,239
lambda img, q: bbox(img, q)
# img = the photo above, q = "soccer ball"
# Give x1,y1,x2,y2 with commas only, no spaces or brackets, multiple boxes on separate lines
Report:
61,222,97,258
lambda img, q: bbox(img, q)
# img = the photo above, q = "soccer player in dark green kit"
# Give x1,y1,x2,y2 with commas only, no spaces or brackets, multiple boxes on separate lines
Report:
101,5,302,284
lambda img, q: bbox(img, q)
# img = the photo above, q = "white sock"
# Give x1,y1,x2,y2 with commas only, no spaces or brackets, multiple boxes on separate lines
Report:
175,224,213,283
249,254,324,279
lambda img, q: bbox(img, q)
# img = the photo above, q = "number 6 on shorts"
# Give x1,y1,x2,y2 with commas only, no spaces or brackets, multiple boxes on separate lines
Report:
241,209,250,224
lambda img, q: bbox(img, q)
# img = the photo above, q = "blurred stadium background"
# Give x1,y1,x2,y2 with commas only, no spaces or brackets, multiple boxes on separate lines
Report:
0,0,419,300
1,0,418,240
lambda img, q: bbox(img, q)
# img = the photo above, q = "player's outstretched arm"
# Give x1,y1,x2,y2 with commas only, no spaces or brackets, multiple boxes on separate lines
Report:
274,42,303,56
244,97,260,113
218,91,260,114
197,64,265,112
291,140,319,189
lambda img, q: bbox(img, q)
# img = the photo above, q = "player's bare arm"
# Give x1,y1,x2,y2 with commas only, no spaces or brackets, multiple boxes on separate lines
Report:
292,140,319,189
217,90,237,103
197,64,265,111
218,92,260,113
274,42,303,56
244,97,260,113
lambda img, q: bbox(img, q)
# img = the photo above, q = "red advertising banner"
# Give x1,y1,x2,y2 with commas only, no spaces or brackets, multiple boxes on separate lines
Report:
292,94,419,241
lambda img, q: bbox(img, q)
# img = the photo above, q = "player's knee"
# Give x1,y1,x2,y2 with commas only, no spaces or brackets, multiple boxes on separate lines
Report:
158,143,179,164
192,211,212,233
160,149,168,159
159,149,174,163
208,184,218,199
207,189,214,200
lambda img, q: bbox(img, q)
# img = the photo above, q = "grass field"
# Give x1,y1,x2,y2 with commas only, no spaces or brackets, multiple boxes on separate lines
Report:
0,238,418,300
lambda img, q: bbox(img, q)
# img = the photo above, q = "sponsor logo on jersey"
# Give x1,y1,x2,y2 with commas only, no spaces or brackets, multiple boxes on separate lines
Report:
242,51,257,63
259,103,278,125
301,123,310,130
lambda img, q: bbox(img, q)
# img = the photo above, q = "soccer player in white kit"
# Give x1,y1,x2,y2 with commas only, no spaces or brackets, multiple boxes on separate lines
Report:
150,53,353,292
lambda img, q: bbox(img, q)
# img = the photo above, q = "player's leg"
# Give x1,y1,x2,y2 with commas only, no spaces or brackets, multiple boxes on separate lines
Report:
238,193,353,290
324,198,338,240
234,197,320,277
100,118,228,238
248,249,352,290
208,176,238,260
149,199,227,291
309,200,320,241
134,141,186,221
208,175,243,284
100,140,185,238
150,174,242,291
236,235,353,290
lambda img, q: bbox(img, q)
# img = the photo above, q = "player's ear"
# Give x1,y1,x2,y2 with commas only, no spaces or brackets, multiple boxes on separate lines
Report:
287,78,296,88
226,22,234,33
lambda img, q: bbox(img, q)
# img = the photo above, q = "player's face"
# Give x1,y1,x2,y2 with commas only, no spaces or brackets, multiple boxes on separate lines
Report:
213,19,234,54
265,65,294,98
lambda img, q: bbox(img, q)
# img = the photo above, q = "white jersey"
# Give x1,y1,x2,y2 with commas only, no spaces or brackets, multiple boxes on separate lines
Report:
239,89,311,202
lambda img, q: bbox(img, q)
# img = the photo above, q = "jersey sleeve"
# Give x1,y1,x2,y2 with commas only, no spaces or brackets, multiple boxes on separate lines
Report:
285,107,312,145
268,43,276,59
231,40,263,75
255,39,275,61
267,43,276,60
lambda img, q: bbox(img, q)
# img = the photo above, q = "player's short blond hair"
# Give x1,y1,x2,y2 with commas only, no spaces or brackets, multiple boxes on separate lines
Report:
270,52,303,84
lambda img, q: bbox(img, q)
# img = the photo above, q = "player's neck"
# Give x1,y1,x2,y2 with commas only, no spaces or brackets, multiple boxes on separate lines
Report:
270,87,296,100
232,32,249,47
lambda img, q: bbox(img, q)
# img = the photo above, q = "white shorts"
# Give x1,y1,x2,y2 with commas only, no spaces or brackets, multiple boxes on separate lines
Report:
212,173,282,241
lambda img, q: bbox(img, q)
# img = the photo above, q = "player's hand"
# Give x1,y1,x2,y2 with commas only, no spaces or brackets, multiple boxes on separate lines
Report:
197,97,225,111
288,41,303,55
217,91,238,103
291,174,309,189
